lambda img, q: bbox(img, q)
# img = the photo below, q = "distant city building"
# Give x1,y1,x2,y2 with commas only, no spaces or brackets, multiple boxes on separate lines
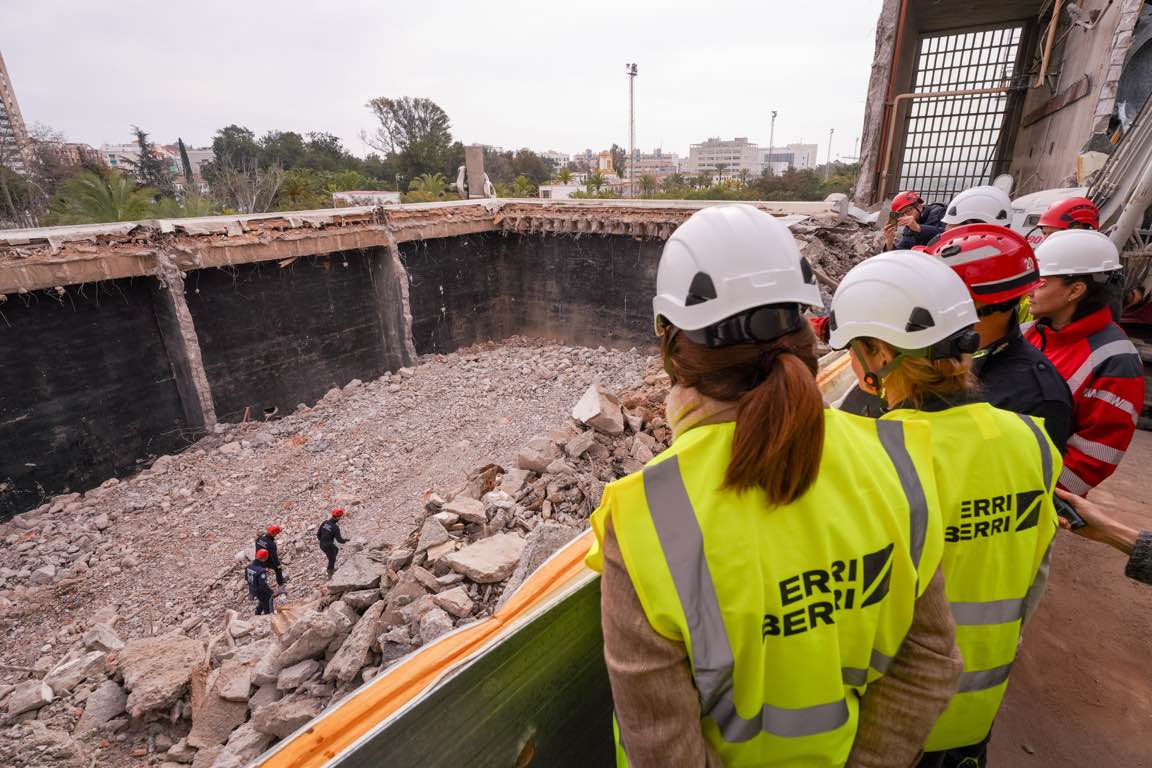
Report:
332,190,401,207
596,151,618,178
761,143,819,174
33,140,102,167
0,50,30,174
625,148,681,181
571,149,596,169
538,183,582,200
103,142,214,193
539,150,569,170
686,137,761,180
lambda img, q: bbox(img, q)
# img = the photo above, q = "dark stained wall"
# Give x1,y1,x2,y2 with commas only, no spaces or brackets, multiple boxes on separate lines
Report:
184,249,403,422
0,280,189,518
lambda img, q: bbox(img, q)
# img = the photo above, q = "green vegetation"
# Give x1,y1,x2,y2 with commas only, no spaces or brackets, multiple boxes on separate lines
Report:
44,170,157,225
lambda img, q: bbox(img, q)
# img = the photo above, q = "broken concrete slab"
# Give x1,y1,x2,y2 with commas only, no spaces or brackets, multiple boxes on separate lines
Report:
74,680,127,735
572,384,625,434
210,722,274,768
497,522,580,609
251,642,284,687
432,586,474,618
164,737,196,764
252,694,321,739
7,680,54,716
418,608,454,644
327,555,388,593
249,683,282,711
324,601,387,685
499,468,533,496
442,532,526,583
517,436,557,473
340,589,381,610
186,686,247,750
214,660,253,703
444,497,486,525
44,650,107,696
278,615,340,668
277,659,320,691
564,429,596,459
414,517,452,554
82,622,124,653
121,636,205,717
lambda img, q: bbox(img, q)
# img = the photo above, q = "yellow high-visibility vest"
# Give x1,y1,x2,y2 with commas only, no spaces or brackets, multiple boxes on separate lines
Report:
883,403,1059,751
588,410,944,767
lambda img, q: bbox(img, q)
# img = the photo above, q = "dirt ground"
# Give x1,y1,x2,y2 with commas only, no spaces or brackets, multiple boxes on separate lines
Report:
991,429,1152,767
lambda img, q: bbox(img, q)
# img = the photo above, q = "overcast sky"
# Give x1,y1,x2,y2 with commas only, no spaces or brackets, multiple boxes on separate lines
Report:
1,0,884,162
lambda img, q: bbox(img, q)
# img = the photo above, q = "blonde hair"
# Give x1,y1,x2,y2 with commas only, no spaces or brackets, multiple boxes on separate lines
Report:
860,338,977,408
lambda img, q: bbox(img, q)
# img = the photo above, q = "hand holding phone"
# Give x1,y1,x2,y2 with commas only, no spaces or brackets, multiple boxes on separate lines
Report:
1054,495,1087,530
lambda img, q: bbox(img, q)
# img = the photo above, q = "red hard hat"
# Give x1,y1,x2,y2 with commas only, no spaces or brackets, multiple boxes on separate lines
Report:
266,525,282,536
928,224,1039,305
1037,196,1099,231
331,508,345,518
892,191,923,212
255,549,269,560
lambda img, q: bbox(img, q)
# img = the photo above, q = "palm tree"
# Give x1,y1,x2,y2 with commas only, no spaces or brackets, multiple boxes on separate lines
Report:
738,168,751,187
408,173,447,197
511,175,536,197
586,172,606,193
695,170,712,188
663,173,686,192
45,170,157,225
639,175,658,198
714,163,730,183
555,168,573,185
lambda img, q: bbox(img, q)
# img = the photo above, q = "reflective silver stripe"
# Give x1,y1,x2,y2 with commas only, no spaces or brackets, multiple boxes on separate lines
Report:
1067,339,1140,393
956,663,1013,693
876,420,929,569
1083,387,1140,426
841,667,868,687
1016,414,1053,490
941,244,1003,267
643,456,852,740
1059,466,1092,495
1067,434,1127,465
643,457,732,713
711,692,850,742
950,598,1024,626
870,648,894,674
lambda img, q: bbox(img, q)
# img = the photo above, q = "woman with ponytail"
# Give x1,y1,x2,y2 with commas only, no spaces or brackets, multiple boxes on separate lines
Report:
587,206,961,768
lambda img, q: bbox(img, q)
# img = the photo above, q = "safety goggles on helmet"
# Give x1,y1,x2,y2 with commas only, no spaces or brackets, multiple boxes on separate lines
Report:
657,303,804,348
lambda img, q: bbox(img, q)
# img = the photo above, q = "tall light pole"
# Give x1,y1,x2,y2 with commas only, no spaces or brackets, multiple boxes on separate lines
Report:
825,128,835,181
767,110,778,176
626,63,638,198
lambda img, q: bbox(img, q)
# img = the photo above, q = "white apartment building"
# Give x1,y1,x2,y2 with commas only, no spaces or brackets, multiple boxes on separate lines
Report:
624,149,681,180
761,143,819,174
685,137,761,179
539,150,569,170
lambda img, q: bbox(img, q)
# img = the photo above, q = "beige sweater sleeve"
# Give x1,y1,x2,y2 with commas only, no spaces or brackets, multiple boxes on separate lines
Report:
600,520,724,768
846,568,963,768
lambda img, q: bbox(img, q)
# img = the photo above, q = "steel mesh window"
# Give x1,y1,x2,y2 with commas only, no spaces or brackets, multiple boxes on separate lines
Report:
897,27,1025,203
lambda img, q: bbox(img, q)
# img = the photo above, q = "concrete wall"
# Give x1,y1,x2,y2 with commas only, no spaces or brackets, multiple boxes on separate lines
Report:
184,249,409,422
1007,0,1138,194
0,279,190,518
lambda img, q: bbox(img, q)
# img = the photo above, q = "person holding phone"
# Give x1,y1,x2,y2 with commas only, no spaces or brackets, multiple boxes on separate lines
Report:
1054,488,1152,585
884,191,947,251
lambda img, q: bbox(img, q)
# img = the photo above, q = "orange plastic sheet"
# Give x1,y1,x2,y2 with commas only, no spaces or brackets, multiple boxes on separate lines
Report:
260,529,597,768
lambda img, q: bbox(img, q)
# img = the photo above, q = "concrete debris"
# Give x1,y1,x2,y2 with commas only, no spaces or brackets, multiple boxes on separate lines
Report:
121,636,205,717
251,694,321,739
0,339,669,765
74,679,127,735
572,384,625,434
0,721,87,768
442,533,526,583
6,679,54,716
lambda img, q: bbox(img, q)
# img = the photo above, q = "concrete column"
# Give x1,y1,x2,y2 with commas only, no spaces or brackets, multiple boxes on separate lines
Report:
371,235,417,368
150,250,217,432
855,0,905,205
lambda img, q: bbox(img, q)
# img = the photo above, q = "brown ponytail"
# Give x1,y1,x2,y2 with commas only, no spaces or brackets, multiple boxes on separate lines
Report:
662,322,825,505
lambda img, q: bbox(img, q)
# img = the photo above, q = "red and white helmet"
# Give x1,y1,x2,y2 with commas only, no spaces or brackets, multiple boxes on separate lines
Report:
928,224,1039,306
1037,196,1099,231
891,191,923,212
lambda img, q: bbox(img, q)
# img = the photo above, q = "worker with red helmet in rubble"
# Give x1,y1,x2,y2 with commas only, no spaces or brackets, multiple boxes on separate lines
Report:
928,225,1074,451
255,524,287,586
1025,230,1144,495
245,549,275,616
317,508,349,578
588,205,961,767
829,249,1059,768
884,190,947,250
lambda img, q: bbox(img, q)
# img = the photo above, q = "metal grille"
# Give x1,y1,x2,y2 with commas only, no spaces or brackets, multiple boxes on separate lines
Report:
896,26,1025,203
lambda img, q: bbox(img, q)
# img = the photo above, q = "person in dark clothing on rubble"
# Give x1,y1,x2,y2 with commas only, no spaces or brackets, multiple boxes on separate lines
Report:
255,524,287,586
317,508,349,578
884,190,947,251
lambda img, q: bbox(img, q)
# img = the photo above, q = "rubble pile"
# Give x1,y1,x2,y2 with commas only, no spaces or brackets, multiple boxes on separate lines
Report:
0,341,667,766
792,213,885,283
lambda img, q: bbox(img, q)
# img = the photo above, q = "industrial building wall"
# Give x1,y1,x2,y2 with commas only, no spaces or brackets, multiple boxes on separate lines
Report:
0,279,190,518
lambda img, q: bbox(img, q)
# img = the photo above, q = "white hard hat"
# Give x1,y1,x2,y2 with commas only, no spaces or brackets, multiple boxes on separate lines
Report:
1034,229,1121,276
828,250,978,353
653,205,822,340
941,185,1013,225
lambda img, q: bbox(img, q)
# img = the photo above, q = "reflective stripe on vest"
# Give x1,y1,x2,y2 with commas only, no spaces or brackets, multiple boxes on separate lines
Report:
641,422,930,741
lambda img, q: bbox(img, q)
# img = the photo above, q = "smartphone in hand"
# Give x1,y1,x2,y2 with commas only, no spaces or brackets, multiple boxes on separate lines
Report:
1054,495,1087,530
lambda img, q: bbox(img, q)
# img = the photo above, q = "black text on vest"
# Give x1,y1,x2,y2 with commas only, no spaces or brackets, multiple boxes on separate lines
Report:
762,543,894,640
945,490,1043,543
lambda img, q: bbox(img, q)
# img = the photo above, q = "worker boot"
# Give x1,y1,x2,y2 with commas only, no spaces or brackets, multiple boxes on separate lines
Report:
326,567,334,579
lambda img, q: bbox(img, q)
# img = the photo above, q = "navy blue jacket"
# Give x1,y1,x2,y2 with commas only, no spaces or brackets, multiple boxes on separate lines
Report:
894,203,947,249
317,518,348,546
254,533,281,568
244,561,272,597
